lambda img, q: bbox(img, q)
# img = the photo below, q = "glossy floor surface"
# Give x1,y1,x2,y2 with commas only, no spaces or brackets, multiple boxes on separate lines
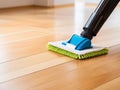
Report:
0,2,120,90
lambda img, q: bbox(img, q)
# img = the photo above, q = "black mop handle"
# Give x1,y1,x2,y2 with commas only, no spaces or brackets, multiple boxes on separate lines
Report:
81,0,120,40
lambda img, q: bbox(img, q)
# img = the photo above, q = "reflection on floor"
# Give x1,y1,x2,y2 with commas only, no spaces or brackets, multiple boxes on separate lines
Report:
0,1,120,90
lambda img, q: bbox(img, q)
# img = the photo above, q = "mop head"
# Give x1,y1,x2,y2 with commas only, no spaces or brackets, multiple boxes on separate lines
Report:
47,34,108,59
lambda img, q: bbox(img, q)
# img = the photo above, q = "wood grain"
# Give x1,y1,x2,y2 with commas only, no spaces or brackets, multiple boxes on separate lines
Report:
0,2,120,90
94,76,120,90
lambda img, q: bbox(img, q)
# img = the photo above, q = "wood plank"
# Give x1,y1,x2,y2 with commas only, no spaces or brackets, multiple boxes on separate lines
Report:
94,76,120,90
0,52,73,83
0,45,120,90
0,2,120,90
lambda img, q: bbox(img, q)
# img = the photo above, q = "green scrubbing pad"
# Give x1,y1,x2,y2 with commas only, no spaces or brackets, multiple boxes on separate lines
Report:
47,41,108,60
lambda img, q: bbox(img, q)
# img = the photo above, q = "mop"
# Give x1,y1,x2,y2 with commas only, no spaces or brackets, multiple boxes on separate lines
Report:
48,0,119,59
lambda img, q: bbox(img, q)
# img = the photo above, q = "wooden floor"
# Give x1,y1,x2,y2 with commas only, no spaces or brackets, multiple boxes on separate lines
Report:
0,2,120,90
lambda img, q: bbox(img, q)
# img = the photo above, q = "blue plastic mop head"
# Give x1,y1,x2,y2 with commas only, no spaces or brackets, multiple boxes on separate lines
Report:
48,34,108,59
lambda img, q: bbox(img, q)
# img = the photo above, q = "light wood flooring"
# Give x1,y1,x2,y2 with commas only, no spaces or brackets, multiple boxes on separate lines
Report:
0,2,120,90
